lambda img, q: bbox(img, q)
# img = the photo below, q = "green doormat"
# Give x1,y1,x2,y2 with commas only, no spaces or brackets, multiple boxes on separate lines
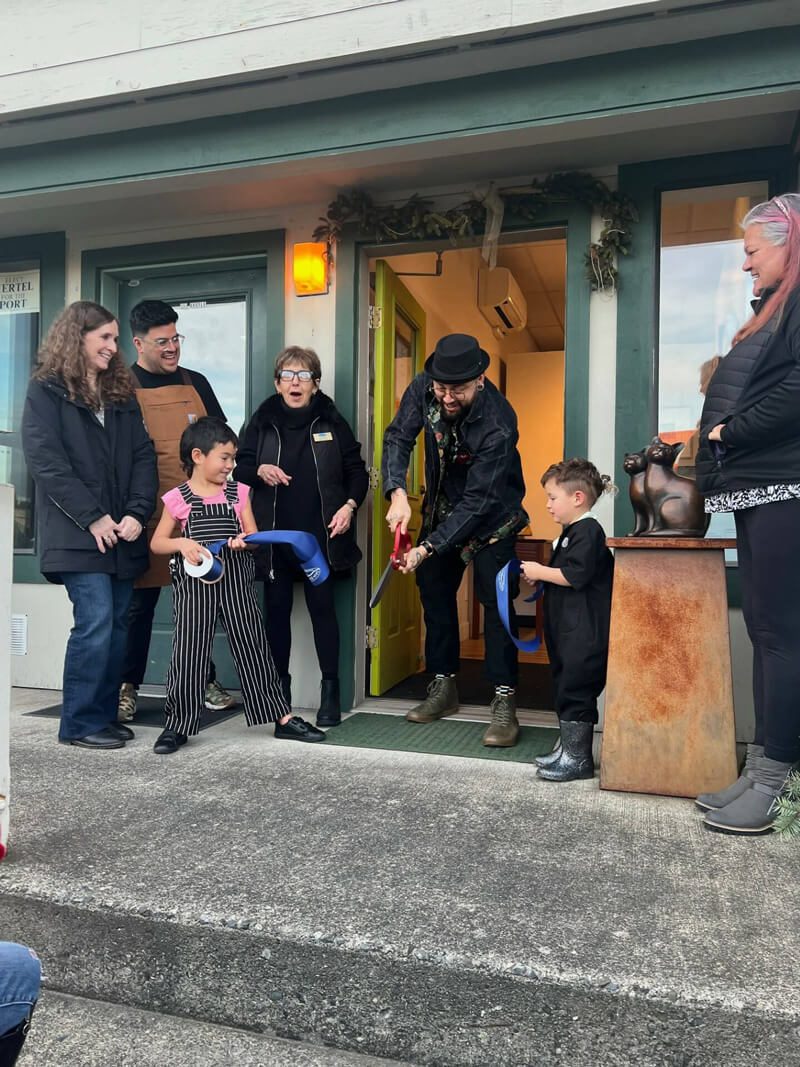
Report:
324,712,557,764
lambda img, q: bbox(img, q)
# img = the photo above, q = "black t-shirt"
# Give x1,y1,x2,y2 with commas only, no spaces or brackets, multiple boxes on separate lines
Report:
129,364,225,421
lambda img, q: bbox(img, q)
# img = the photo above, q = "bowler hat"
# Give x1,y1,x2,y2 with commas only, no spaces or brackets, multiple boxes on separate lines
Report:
424,334,490,383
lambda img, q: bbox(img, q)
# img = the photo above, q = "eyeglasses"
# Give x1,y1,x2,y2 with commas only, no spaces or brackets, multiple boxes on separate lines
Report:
432,379,477,400
146,334,184,349
278,369,315,382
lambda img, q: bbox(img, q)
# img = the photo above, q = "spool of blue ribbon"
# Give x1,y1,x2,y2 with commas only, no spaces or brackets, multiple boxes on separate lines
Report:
495,558,543,652
183,530,329,586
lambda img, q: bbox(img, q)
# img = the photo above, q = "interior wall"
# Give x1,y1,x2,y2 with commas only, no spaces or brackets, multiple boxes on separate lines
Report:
505,351,564,541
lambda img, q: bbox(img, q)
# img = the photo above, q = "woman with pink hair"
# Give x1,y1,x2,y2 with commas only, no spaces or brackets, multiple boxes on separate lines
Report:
695,193,800,835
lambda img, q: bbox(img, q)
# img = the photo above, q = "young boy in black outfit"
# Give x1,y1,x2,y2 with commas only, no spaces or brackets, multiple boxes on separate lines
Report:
521,459,614,782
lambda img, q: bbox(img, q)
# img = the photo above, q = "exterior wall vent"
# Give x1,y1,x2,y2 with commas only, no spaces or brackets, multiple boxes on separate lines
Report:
10,615,27,656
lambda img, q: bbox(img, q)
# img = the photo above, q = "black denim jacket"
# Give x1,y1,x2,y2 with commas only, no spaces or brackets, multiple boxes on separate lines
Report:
382,374,528,555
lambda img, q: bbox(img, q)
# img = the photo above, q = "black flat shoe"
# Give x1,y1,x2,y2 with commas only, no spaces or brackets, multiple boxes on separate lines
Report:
62,728,125,750
107,723,135,741
153,729,188,755
274,716,326,743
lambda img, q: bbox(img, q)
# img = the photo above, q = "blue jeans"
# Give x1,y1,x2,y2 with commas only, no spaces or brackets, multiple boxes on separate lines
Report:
0,943,40,1036
60,573,134,740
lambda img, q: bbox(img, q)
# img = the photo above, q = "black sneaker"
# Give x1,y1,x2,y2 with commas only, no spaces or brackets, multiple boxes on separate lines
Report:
153,729,189,755
274,716,326,743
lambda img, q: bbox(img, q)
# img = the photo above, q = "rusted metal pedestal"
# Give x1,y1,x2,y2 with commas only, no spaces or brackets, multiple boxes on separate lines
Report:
600,538,737,798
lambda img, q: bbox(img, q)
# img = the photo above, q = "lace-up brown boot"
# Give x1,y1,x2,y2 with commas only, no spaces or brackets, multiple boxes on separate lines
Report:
406,676,459,723
482,690,519,747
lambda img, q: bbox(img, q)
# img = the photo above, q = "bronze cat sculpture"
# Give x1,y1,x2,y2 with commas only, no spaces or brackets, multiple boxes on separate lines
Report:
625,436,710,537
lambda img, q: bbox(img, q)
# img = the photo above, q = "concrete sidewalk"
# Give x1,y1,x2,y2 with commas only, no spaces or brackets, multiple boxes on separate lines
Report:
2,688,799,1066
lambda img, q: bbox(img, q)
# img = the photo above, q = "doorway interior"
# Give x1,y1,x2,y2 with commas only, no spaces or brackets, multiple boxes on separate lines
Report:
366,231,568,717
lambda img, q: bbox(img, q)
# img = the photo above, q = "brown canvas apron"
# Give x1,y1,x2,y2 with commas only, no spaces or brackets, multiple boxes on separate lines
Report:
135,369,207,587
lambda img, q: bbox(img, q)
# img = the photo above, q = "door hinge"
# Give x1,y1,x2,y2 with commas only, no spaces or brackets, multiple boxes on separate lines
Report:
369,306,382,329
365,625,378,649
368,466,380,491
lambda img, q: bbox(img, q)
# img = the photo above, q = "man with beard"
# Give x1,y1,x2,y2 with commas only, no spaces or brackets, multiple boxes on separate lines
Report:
382,333,528,746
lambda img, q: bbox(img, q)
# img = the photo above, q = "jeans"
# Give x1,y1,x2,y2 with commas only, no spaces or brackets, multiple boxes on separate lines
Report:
121,586,218,689
0,943,40,1037
415,534,519,687
60,572,134,740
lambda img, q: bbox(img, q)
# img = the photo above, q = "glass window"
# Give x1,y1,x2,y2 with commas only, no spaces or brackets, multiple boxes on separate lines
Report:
658,181,769,551
172,297,248,434
0,261,40,552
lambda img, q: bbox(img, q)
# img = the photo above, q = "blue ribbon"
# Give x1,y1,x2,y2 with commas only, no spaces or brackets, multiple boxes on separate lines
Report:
495,558,543,652
196,530,330,586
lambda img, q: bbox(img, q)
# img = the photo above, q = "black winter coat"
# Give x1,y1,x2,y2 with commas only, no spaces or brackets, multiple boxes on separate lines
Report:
22,377,158,581
236,392,368,573
697,287,800,495
382,374,527,554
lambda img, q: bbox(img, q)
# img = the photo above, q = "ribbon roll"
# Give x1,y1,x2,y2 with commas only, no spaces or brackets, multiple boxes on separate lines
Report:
183,530,329,586
495,558,543,653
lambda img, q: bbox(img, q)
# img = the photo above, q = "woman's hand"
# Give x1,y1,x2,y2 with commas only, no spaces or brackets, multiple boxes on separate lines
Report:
328,504,354,537
227,535,249,551
257,464,292,487
178,539,209,566
89,514,118,553
115,515,143,542
707,424,725,442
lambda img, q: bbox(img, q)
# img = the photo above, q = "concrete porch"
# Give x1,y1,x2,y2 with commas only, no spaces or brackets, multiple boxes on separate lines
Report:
2,687,799,1067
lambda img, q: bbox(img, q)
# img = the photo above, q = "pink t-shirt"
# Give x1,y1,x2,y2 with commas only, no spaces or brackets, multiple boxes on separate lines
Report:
162,481,250,532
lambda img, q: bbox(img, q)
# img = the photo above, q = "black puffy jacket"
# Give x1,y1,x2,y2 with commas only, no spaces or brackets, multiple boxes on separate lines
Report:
22,377,158,581
696,287,800,495
236,392,368,573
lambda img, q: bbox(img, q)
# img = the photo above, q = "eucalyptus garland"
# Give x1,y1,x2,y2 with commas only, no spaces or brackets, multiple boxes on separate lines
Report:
773,770,800,839
312,171,638,291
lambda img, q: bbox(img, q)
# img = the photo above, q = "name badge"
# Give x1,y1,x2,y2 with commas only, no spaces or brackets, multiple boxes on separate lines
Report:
313,431,333,442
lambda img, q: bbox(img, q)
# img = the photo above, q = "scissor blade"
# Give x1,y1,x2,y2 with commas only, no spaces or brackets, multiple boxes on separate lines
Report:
369,559,395,609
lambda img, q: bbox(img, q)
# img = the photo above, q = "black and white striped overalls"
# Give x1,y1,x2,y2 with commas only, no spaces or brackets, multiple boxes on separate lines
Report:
163,481,288,735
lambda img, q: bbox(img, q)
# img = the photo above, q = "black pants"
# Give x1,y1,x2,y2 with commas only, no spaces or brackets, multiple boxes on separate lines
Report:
121,585,217,688
415,535,518,687
735,497,800,763
263,555,340,679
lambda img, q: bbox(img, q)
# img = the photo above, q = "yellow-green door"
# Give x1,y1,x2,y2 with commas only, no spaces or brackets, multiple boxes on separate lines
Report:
370,261,426,695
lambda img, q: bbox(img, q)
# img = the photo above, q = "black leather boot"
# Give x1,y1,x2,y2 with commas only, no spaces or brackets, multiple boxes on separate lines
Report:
536,720,595,781
279,675,292,709
0,1017,32,1066
316,679,341,727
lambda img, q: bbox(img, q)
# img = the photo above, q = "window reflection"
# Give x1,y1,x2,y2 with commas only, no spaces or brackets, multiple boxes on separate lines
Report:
173,298,248,434
658,182,768,553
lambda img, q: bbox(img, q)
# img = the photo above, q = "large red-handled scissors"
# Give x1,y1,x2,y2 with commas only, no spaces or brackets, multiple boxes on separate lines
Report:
369,527,413,608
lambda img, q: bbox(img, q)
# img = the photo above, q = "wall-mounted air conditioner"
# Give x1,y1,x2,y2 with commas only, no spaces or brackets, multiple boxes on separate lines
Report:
478,267,527,335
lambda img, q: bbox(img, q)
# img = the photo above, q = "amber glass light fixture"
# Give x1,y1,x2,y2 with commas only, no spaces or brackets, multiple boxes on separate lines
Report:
293,242,329,296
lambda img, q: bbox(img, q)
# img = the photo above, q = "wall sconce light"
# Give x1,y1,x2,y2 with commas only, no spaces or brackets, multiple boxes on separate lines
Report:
293,242,329,296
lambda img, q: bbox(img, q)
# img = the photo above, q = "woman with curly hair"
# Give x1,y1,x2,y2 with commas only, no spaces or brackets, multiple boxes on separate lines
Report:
22,301,157,749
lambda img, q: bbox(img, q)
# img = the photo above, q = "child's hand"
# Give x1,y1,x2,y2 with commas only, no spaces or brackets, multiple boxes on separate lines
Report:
179,539,209,566
521,561,545,585
227,535,249,551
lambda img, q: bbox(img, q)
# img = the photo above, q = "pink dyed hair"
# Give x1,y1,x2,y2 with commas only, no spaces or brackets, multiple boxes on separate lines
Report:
734,193,800,342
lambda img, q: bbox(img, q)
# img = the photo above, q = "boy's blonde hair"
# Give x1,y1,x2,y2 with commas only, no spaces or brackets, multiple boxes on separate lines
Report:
541,458,615,507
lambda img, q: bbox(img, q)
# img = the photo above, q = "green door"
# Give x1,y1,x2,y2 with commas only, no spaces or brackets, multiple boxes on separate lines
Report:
370,261,426,695
116,265,268,688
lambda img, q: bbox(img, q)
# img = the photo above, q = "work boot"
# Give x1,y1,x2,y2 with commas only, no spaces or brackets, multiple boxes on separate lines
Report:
534,729,563,769
482,690,519,747
204,679,236,711
279,675,292,709
316,679,341,727
537,720,594,781
695,743,764,812
406,675,459,723
704,756,794,835
117,682,137,723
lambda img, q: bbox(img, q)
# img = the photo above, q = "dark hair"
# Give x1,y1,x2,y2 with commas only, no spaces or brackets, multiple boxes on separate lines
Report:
179,416,238,476
33,300,133,408
541,458,615,506
130,299,178,337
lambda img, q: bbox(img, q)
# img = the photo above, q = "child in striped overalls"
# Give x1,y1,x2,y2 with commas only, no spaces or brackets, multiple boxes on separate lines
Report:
149,416,326,754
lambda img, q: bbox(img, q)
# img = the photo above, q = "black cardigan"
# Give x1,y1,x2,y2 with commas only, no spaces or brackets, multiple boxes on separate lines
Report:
236,391,368,573
697,287,800,495
22,377,158,581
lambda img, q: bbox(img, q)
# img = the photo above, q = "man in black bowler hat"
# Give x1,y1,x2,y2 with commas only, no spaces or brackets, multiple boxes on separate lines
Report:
382,333,528,746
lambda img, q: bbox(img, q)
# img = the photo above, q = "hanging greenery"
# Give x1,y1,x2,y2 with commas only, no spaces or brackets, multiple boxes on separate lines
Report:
772,770,800,839
312,171,638,292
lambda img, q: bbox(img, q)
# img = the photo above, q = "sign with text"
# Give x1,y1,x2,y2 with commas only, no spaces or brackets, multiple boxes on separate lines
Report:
0,270,39,315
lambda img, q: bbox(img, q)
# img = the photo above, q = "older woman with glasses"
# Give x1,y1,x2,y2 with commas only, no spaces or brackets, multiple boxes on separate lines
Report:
236,346,368,726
